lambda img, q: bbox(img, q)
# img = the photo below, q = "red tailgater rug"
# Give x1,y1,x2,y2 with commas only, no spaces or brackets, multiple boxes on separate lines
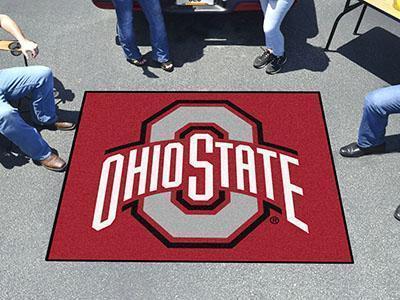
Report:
47,92,353,263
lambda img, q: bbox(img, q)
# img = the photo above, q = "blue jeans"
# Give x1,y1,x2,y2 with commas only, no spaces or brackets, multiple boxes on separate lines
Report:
112,0,170,63
0,66,56,160
259,0,294,56
358,84,400,148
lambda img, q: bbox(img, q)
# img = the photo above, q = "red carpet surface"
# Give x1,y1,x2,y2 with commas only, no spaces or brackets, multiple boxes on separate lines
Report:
47,92,352,263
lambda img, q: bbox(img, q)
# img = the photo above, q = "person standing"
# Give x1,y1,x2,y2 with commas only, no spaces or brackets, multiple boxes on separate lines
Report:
112,0,174,72
0,14,75,172
253,0,295,74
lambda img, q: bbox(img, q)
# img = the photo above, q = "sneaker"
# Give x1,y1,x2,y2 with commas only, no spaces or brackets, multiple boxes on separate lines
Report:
253,48,273,69
265,53,287,75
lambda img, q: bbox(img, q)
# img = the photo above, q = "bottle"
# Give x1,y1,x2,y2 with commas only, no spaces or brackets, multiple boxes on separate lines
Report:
394,0,400,10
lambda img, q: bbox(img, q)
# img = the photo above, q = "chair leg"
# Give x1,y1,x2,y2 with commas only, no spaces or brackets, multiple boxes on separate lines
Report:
353,4,367,35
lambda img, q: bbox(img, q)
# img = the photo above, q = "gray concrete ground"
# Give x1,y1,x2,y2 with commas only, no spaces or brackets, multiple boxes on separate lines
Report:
0,0,399,299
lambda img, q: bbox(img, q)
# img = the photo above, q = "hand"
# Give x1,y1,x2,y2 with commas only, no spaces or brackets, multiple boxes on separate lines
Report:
19,38,39,58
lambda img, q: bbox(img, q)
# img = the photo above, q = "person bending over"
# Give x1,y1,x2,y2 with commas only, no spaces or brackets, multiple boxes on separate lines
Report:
253,0,295,74
112,0,174,72
340,85,400,222
0,14,75,172
340,85,400,158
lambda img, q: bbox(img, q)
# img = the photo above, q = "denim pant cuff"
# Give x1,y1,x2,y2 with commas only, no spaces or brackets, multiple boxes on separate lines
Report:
33,115,58,126
357,139,385,148
127,54,143,61
35,148,53,161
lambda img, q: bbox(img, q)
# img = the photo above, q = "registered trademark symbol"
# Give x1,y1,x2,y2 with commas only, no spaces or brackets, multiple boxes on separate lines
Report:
270,216,280,224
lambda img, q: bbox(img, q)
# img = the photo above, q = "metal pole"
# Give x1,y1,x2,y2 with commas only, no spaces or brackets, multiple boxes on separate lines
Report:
325,0,364,51
353,4,367,35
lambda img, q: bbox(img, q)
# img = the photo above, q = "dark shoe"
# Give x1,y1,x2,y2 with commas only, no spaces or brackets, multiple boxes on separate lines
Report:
265,53,287,75
115,35,121,46
160,60,174,72
42,121,76,131
127,57,147,67
339,142,385,158
394,205,400,221
40,153,67,172
253,48,273,69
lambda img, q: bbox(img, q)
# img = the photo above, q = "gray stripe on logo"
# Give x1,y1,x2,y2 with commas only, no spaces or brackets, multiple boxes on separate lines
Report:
150,106,253,143
142,192,259,239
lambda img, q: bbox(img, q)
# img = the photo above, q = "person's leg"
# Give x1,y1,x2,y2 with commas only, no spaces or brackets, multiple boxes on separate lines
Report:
0,66,57,126
254,0,273,68
358,85,400,148
138,0,170,63
263,0,294,57
0,97,51,161
112,0,142,60
259,0,268,14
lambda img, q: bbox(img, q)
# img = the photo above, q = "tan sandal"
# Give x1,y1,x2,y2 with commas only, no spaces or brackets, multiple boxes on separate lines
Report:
127,57,147,67
161,61,174,72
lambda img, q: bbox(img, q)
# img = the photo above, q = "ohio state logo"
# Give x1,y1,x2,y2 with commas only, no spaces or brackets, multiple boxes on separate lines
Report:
92,100,309,248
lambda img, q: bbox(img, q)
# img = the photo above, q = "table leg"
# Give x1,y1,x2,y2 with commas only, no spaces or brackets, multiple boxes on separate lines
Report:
324,0,364,51
353,4,367,35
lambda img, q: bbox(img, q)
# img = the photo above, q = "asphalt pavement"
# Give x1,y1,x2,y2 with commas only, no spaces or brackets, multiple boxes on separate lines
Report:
0,0,399,299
